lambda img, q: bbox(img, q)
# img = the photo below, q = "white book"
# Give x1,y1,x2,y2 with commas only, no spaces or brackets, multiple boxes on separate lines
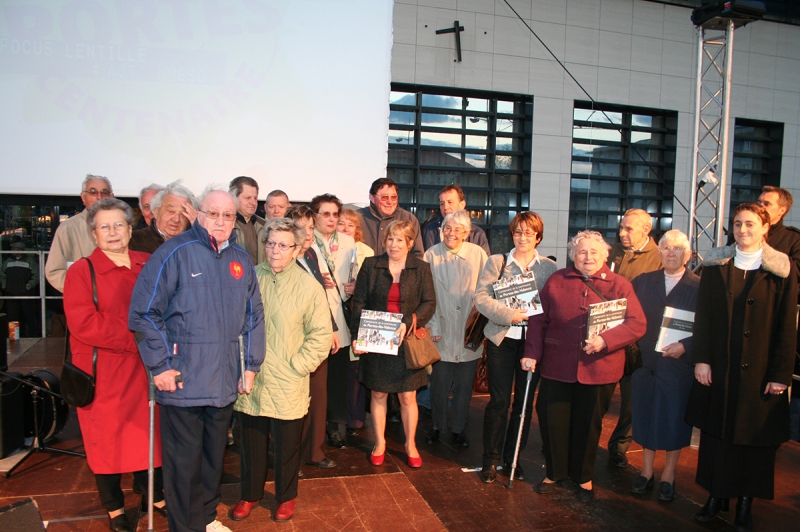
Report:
655,307,695,352
586,298,627,341
355,310,403,355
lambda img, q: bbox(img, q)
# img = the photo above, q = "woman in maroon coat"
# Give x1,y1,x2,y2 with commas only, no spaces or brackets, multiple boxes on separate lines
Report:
522,230,646,502
64,198,165,532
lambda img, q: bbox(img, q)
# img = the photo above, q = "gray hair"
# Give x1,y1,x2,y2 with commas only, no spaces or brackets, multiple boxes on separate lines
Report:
658,229,690,250
442,209,472,233
86,198,133,230
260,218,305,247
567,230,611,262
151,181,200,211
199,185,239,210
82,174,112,193
139,183,164,203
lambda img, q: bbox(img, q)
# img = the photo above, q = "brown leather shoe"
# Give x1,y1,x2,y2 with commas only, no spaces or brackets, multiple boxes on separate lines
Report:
274,499,295,522
229,499,259,521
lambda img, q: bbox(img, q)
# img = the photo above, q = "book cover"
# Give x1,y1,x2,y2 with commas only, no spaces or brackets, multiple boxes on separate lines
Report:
655,306,695,352
492,272,543,316
355,310,404,355
586,298,627,341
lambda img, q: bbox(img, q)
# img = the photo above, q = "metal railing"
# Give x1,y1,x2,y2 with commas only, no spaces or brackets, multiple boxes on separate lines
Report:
0,250,60,338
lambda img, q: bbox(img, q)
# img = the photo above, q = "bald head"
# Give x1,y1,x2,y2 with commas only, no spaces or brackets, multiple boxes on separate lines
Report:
198,190,237,243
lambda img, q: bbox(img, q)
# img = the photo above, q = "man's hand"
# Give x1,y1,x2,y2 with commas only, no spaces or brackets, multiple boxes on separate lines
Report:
154,369,184,392
238,370,256,394
181,201,198,225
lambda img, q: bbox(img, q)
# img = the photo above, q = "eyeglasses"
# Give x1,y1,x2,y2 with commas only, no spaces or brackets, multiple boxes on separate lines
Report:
199,210,236,221
442,226,465,234
83,188,112,197
265,240,297,252
513,230,537,238
317,211,340,218
376,194,398,203
660,246,685,253
96,221,127,232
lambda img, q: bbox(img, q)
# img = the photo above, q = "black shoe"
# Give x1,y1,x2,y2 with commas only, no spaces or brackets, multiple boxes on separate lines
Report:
388,412,401,423
480,465,497,484
609,451,628,468
734,496,753,531
109,513,132,532
346,427,361,436
657,481,675,502
139,497,168,518
534,480,556,494
694,496,730,522
502,462,524,480
630,475,654,494
453,432,469,448
308,457,336,469
327,431,345,449
576,486,594,502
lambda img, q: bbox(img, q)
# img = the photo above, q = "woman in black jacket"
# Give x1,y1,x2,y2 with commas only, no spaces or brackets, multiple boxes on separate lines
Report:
687,203,796,531
351,220,436,468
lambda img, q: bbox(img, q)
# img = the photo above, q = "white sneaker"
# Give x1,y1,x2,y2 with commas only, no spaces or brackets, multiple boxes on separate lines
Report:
206,520,232,532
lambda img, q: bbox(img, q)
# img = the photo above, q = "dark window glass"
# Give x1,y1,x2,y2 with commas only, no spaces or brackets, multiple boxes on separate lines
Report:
729,119,783,221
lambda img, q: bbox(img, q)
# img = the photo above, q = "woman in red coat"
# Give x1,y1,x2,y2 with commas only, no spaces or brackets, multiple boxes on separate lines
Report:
64,198,165,532
522,230,646,502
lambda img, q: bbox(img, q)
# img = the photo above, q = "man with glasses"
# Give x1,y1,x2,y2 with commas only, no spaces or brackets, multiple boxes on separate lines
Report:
358,177,424,258
422,184,491,254
130,188,265,532
230,176,266,265
45,174,114,292
130,181,198,254
605,208,663,469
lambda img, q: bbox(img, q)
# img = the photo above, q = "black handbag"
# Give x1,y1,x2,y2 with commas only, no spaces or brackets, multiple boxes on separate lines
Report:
464,254,507,351
61,258,98,407
581,278,642,376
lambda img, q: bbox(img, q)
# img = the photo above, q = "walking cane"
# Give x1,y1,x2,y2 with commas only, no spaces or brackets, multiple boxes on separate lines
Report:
507,360,533,489
146,368,155,532
239,334,247,393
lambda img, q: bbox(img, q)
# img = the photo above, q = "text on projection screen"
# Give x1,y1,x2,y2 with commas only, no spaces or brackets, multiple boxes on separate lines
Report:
0,0,392,203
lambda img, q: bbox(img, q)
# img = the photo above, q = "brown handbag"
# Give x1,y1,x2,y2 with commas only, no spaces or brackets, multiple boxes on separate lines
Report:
404,313,441,370
472,342,489,393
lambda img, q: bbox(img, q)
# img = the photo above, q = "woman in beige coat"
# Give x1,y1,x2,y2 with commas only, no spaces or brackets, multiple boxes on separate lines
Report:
230,218,333,523
424,210,488,447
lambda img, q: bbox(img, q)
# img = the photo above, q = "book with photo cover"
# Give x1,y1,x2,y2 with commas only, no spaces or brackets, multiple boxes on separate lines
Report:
586,298,627,341
355,310,404,355
492,272,543,316
655,306,695,352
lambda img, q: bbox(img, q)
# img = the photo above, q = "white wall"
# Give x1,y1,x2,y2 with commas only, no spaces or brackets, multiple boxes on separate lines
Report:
391,0,800,264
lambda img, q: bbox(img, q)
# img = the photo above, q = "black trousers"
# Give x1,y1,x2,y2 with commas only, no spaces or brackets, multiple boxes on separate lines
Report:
301,358,328,463
327,347,349,431
160,403,233,532
94,468,164,512
239,412,303,503
481,337,539,467
347,359,367,429
537,378,615,484
607,373,633,454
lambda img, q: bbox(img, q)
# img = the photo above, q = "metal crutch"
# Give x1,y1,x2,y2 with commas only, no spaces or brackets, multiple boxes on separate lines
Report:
146,368,156,532
507,360,533,489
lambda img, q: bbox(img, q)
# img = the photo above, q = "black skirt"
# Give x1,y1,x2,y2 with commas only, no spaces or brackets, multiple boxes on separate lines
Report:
357,349,426,393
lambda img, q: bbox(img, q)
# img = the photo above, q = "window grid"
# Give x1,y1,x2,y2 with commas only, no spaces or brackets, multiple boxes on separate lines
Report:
729,119,784,209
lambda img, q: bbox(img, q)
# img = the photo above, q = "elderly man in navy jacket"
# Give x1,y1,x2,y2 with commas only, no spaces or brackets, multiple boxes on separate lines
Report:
130,188,265,532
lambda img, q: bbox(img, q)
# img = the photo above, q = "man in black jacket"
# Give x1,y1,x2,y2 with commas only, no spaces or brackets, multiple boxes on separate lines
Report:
129,182,198,254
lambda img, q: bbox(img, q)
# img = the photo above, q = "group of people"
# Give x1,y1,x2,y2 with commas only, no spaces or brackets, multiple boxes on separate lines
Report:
50,173,796,532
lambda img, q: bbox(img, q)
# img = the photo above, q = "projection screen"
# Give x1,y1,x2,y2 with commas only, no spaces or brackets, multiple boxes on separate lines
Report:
0,0,393,203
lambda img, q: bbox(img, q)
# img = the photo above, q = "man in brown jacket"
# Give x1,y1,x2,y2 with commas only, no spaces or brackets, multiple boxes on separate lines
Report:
605,208,663,467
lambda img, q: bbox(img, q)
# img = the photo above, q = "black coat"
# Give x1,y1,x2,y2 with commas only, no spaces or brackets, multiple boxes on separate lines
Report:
129,220,166,254
686,244,797,446
631,268,699,450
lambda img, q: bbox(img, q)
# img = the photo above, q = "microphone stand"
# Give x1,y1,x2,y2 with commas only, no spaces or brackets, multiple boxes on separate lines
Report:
0,369,85,478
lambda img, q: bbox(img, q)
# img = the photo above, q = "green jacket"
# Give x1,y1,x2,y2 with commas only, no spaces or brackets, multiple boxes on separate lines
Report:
234,260,332,420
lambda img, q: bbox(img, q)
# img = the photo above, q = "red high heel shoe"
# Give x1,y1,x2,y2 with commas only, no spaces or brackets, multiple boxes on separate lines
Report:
369,446,385,466
407,454,422,468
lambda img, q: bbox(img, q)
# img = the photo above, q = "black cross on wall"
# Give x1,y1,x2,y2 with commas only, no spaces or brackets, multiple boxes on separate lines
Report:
436,20,465,62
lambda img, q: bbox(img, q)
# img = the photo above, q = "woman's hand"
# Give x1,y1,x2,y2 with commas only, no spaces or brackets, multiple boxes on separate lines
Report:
331,334,340,353
238,370,256,394
695,363,712,386
583,335,607,355
154,369,184,392
321,272,336,290
520,357,537,372
351,340,368,356
511,310,528,325
395,322,407,340
432,336,442,343
764,382,788,396
661,342,686,359
343,281,355,296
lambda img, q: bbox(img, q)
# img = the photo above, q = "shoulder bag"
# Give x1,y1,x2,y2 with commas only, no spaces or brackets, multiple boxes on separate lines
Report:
61,258,99,407
581,278,642,376
464,254,508,351
404,313,441,370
